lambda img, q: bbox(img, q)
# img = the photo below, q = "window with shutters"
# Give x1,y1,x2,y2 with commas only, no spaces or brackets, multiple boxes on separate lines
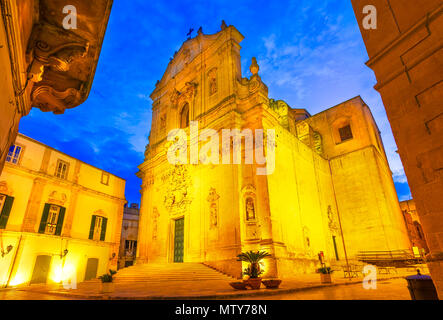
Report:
0,194,14,229
45,205,61,235
55,160,69,179
89,215,107,241
0,195,5,213
38,203,65,236
338,125,353,142
6,144,22,164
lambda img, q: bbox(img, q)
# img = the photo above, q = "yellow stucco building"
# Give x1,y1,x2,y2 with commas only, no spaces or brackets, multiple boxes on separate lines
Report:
0,133,126,287
136,23,411,278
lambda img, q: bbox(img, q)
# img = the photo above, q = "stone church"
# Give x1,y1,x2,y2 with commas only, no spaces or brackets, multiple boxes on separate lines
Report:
136,23,411,278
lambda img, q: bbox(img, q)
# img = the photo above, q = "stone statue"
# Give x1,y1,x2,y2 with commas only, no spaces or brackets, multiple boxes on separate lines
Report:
246,197,255,220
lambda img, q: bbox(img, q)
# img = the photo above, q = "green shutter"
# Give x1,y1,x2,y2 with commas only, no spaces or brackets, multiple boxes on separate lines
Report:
55,207,65,236
0,196,14,229
100,217,107,241
38,204,51,233
89,215,96,240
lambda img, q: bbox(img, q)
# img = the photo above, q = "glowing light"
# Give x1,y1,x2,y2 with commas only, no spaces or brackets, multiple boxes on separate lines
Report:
9,274,25,287
50,262,76,283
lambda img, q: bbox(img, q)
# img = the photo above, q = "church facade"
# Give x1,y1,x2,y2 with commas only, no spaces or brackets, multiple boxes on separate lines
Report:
136,23,411,278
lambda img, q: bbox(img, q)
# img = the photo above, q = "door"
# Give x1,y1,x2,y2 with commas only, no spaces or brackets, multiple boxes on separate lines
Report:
30,255,52,285
84,258,99,280
173,218,184,262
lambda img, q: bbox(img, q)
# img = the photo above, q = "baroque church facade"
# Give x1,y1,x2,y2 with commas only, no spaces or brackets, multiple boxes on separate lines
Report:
136,23,411,278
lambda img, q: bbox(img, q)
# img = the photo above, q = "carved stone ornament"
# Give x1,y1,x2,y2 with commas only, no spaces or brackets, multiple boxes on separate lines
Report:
207,187,220,229
48,191,67,206
0,181,13,196
152,207,160,240
327,205,339,234
162,165,192,214
24,1,113,115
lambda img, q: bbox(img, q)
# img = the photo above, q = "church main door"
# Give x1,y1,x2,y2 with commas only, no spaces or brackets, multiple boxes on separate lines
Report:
173,218,184,262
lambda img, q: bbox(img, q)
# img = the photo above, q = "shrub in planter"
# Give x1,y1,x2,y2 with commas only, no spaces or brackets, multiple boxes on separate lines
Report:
99,269,117,293
237,251,271,290
317,266,333,284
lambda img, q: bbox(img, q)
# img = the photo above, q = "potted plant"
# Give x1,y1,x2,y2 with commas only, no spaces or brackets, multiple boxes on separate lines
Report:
237,251,271,290
99,269,117,293
317,266,333,283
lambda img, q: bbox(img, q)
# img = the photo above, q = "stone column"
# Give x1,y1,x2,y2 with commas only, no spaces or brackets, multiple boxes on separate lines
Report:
22,177,46,232
61,186,80,237
109,199,125,270
136,181,149,264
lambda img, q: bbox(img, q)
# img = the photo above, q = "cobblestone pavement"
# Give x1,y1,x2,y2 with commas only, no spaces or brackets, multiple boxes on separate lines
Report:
0,268,420,300
0,289,82,300
236,278,412,300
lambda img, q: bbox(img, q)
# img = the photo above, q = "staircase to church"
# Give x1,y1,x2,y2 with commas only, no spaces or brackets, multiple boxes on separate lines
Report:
113,263,235,283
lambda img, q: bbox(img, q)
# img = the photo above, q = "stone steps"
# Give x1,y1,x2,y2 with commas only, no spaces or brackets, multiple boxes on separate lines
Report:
111,263,234,283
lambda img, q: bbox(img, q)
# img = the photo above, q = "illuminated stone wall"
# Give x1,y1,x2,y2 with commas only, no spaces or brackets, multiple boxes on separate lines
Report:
0,134,126,287
351,0,443,297
137,23,411,278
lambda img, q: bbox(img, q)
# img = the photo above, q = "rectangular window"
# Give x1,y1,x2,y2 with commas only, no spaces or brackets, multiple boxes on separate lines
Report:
89,215,108,241
93,216,104,241
45,205,61,235
38,203,65,236
101,172,110,185
6,145,22,164
339,125,353,142
0,194,14,229
55,160,69,179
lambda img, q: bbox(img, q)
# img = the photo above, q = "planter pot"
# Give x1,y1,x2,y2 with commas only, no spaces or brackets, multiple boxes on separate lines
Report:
247,278,262,290
101,282,115,294
229,282,248,290
320,273,332,284
262,279,282,289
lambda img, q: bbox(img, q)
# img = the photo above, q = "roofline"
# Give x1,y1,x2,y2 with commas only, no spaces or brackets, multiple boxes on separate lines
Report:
16,133,126,182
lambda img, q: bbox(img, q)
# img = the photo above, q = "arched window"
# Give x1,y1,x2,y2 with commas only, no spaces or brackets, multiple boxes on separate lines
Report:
180,103,189,128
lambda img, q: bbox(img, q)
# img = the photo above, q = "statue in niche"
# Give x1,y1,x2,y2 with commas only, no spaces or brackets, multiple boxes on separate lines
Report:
208,68,217,95
209,77,217,95
152,207,160,240
160,114,166,134
207,187,220,229
246,197,255,221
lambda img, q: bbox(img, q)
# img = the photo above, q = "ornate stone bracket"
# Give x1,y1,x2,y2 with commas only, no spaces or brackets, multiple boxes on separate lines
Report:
169,82,198,108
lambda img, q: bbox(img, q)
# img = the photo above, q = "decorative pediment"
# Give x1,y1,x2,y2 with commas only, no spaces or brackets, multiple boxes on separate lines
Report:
94,209,107,218
48,191,67,206
151,24,244,98
169,82,198,108
0,181,13,196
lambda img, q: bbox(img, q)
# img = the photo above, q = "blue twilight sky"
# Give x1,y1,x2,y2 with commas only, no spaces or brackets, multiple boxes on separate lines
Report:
18,0,412,205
